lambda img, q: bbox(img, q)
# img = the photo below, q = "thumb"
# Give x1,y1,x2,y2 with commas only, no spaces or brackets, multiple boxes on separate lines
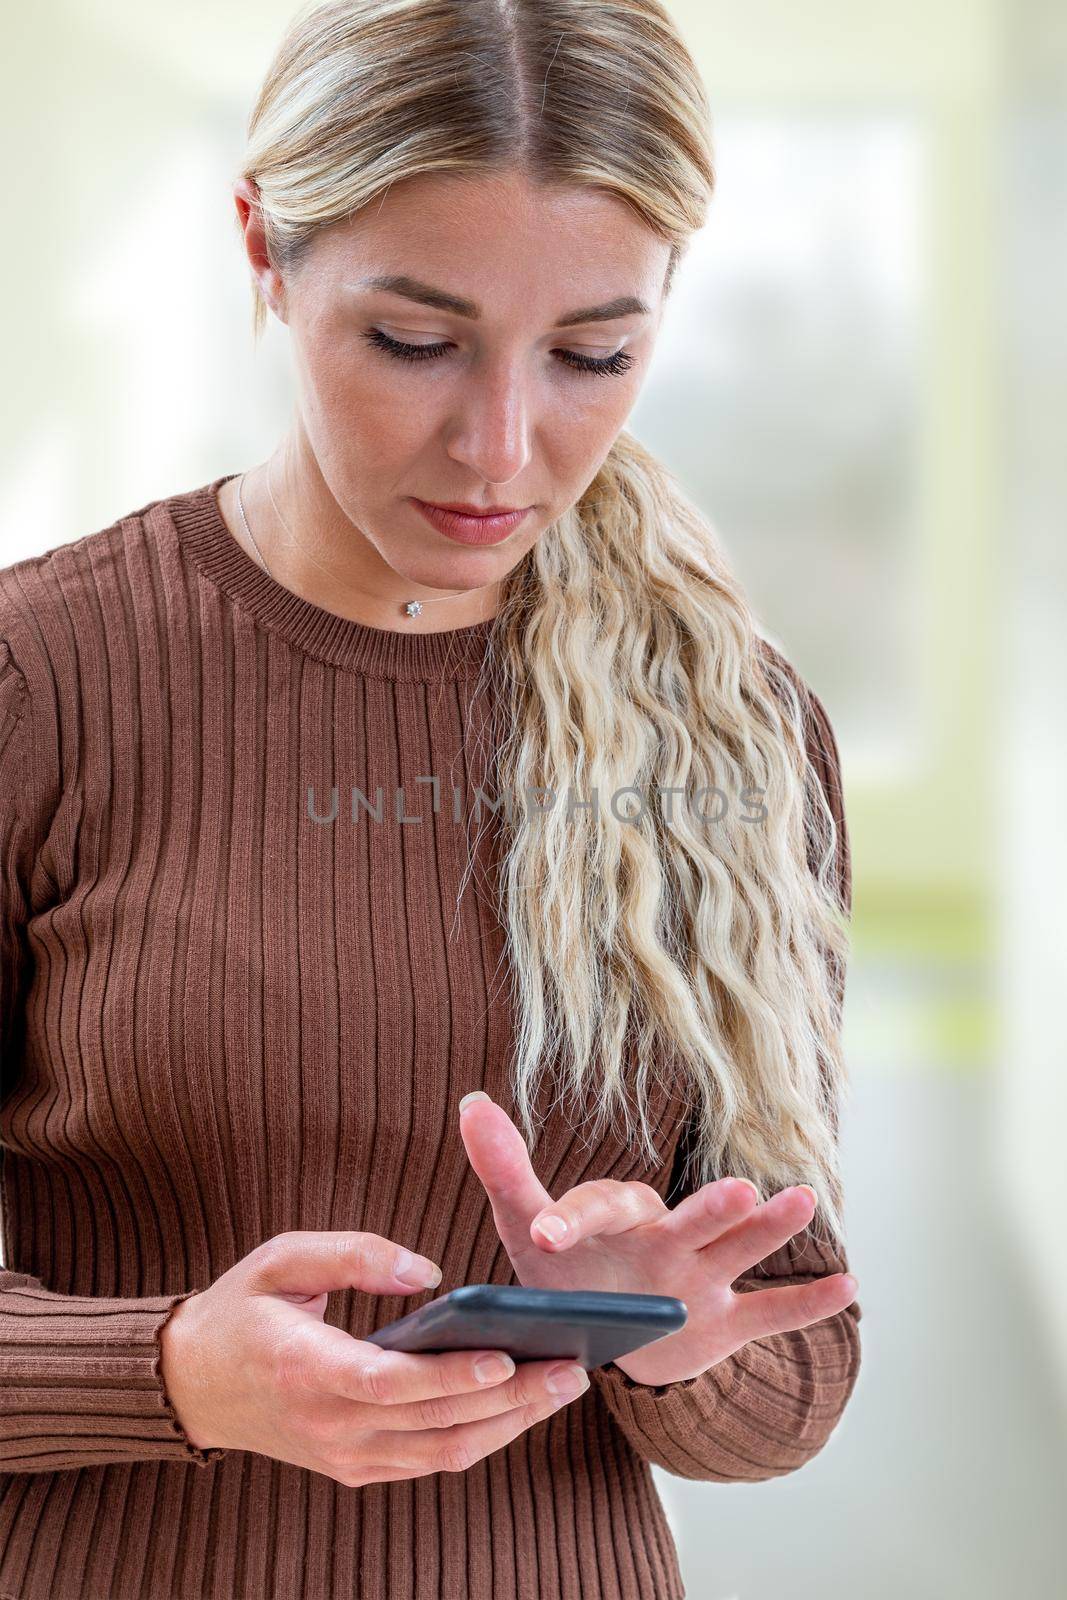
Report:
245,1231,443,1301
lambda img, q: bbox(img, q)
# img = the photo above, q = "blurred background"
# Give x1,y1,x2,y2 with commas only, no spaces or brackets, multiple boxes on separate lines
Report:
2,1,1065,1595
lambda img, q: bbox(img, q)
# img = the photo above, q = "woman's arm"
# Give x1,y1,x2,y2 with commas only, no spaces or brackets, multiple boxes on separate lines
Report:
588,672,862,1480
0,633,225,1472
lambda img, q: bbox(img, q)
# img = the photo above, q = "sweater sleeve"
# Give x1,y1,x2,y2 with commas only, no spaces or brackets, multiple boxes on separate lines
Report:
0,635,226,1473
588,675,862,1481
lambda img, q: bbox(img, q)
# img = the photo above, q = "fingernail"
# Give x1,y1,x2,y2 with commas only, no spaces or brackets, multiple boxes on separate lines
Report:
797,1185,818,1206
459,1091,491,1114
546,1362,588,1396
474,1354,515,1383
733,1178,760,1198
394,1250,442,1288
841,1275,857,1296
534,1215,567,1244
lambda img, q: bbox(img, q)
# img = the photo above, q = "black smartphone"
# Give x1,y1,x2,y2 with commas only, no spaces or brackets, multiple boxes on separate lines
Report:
366,1284,688,1372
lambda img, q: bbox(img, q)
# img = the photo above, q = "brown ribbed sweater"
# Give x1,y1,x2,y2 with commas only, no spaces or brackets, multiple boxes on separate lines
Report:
0,473,861,1599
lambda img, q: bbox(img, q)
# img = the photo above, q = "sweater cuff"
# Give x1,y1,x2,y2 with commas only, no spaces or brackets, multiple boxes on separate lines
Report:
0,1278,227,1472
593,1358,709,1400
589,1356,739,1477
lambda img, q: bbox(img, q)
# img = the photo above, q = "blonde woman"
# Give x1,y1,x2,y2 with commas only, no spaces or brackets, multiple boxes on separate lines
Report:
0,1,862,1595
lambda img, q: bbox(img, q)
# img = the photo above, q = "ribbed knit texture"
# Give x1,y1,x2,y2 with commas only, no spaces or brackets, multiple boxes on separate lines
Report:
0,474,861,1599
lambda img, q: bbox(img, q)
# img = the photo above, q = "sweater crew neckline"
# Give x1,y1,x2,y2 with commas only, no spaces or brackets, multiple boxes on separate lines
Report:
166,472,497,682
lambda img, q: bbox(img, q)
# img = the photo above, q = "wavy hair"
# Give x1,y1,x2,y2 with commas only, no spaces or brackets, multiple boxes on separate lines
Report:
238,0,854,1251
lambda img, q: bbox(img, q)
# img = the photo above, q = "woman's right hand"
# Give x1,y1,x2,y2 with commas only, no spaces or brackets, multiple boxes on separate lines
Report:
158,1230,590,1487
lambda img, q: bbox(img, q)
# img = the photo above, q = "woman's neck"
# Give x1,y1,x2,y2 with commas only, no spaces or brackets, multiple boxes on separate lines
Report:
216,451,503,633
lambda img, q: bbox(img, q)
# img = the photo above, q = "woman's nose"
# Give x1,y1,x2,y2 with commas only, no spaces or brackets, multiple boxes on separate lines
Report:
444,366,534,486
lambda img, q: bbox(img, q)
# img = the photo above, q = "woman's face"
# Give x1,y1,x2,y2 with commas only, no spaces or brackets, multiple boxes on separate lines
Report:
258,167,673,598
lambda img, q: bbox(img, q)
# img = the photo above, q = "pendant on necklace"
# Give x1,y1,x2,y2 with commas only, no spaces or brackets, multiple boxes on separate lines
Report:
404,600,423,617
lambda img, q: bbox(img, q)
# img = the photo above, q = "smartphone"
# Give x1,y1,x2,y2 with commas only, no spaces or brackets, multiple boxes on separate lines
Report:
366,1283,687,1372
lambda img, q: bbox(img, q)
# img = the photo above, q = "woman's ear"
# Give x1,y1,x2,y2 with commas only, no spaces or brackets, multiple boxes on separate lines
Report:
233,176,289,326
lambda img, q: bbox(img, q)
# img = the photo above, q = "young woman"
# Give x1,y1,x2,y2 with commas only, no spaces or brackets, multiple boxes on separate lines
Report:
0,1,861,1595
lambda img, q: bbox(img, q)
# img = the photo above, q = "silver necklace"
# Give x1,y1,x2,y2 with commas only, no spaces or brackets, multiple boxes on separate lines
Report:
235,463,462,619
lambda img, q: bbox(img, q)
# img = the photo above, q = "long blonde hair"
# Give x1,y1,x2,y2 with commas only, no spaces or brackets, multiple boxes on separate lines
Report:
238,0,854,1251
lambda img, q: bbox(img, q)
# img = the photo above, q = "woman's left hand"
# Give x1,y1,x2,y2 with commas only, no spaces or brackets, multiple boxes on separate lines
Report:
457,1092,858,1387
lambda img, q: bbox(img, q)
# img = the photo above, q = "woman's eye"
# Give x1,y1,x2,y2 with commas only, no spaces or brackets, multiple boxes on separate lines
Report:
362,328,450,363
556,347,635,377
361,326,634,377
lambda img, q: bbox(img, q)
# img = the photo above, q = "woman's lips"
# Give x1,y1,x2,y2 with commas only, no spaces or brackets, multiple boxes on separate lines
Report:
409,498,531,545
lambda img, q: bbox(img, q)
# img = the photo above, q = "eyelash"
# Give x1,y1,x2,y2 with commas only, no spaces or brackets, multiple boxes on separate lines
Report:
361,326,636,378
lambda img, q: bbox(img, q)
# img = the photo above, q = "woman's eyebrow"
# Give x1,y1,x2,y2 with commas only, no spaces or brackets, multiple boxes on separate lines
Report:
348,274,650,326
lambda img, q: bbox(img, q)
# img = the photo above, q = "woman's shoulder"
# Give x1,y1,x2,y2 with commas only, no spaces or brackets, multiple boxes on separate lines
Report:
0,480,190,676
0,480,203,875
754,634,842,775
755,631,817,707
753,632,850,909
